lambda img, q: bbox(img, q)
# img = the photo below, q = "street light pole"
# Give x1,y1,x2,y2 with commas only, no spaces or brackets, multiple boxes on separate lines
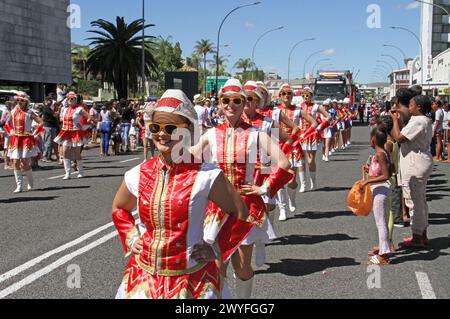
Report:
287,38,315,84
391,26,424,86
381,54,401,70
216,2,261,96
251,26,284,79
303,49,326,79
141,0,146,99
376,59,394,72
416,0,450,16
311,58,331,76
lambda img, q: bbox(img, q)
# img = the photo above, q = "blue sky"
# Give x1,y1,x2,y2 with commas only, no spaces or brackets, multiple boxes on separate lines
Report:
71,0,421,83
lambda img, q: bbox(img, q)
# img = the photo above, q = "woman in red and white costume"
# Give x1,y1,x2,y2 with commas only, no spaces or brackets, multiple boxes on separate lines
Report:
275,83,317,219
54,92,91,179
241,81,296,268
112,89,251,299
6,92,43,193
192,79,293,298
299,87,331,192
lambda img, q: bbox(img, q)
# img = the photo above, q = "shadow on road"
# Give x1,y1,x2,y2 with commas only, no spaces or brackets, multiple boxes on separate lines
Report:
329,159,359,162
80,174,124,179
392,235,450,264
0,196,59,204
38,186,91,192
255,257,360,277
289,210,353,220
428,213,450,225
268,233,359,247
315,186,352,192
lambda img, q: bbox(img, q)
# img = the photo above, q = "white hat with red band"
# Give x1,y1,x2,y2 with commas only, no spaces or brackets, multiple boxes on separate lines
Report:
244,81,265,108
66,91,77,99
148,89,197,124
302,86,313,94
14,91,30,101
219,78,247,98
279,83,293,93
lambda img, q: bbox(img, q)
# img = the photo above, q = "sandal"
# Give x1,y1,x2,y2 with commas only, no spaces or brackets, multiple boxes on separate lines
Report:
367,254,391,265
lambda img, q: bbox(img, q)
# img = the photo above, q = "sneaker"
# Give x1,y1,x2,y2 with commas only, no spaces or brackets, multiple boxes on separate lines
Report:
324,156,329,162
322,155,326,161
63,174,71,180
77,173,84,179
393,222,406,228
13,186,23,193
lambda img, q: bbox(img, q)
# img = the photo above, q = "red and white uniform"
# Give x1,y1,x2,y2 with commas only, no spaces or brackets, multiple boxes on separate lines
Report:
54,105,88,147
205,121,276,245
114,158,250,299
7,106,39,159
276,104,304,167
300,102,321,151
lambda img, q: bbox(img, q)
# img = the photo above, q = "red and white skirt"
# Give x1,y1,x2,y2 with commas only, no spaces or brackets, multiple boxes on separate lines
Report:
54,130,88,147
115,256,222,299
7,135,39,159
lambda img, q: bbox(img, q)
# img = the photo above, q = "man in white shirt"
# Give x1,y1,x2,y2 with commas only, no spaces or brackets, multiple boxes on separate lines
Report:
193,94,211,133
433,101,445,161
443,102,450,162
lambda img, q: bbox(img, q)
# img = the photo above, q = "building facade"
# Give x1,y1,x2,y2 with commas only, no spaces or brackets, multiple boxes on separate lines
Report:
0,0,72,101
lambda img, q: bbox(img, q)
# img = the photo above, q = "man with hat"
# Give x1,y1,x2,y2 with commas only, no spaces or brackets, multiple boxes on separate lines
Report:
193,94,210,133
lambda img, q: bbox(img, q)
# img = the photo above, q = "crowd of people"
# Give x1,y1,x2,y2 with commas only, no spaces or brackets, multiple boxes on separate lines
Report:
0,78,442,299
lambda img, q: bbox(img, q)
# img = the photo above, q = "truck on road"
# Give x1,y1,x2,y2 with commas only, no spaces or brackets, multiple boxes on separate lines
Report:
313,70,355,104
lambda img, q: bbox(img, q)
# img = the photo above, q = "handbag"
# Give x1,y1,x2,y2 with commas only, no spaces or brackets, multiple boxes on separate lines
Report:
347,164,373,216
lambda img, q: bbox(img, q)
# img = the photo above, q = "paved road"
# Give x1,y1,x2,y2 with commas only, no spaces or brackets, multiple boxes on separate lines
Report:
0,125,449,299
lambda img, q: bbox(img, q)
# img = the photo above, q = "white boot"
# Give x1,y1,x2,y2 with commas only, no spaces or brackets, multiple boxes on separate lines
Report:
63,159,71,180
77,160,84,178
13,170,24,193
277,188,288,221
310,172,317,190
299,171,307,193
24,170,34,191
254,242,266,268
235,275,254,299
287,187,297,213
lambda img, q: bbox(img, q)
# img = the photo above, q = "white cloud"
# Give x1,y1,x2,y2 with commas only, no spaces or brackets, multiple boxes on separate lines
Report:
245,21,254,28
322,48,335,56
406,2,420,10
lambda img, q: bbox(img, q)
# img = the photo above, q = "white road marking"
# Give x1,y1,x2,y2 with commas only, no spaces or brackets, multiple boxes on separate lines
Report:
119,157,141,163
415,272,437,299
0,212,138,284
0,231,118,299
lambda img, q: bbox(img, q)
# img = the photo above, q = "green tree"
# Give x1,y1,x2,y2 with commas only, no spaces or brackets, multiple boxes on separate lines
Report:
194,39,215,95
234,58,255,73
72,45,91,80
85,17,158,99
210,55,229,76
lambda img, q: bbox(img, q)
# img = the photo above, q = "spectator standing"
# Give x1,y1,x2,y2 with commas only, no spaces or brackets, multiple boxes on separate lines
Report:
433,101,445,161
41,97,59,162
89,103,100,144
120,103,134,152
443,102,450,162
390,95,433,248
99,104,113,156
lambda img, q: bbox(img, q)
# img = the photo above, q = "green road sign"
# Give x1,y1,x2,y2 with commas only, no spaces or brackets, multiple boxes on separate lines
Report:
206,77,230,94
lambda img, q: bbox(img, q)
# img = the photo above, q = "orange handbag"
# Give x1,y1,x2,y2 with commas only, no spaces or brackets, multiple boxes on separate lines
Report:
347,163,373,216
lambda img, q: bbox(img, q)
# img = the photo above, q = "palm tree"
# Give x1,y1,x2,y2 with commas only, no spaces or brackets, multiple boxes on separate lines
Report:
194,39,215,95
234,58,255,74
73,46,91,80
85,17,158,99
210,55,229,76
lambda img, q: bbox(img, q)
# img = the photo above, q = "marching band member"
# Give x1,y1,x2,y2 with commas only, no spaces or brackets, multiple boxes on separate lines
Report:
6,92,42,193
275,84,317,219
299,87,331,192
112,89,252,299
321,99,333,162
54,92,91,179
242,81,295,267
192,79,293,299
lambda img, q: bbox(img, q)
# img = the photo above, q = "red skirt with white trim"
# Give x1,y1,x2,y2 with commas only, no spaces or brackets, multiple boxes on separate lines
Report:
54,130,88,147
7,135,39,159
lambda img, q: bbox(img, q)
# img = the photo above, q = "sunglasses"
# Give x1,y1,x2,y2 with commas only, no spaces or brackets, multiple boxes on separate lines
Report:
148,122,189,135
17,99,28,103
302,94,311,98
68,97,76,102
280,92,293,97
247,96,256,102
221,97,243,105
